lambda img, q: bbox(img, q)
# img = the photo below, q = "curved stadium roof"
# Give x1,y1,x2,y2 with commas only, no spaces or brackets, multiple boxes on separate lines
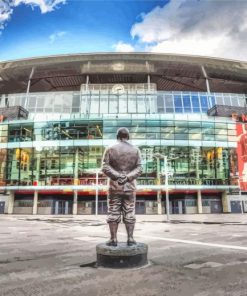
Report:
0,52,247,94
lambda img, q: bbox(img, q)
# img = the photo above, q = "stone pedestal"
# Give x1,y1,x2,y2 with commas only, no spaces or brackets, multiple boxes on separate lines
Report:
96,242,148,268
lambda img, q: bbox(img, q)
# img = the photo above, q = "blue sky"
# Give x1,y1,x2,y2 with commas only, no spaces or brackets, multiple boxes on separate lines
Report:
0,0,247,61
0,0,166,60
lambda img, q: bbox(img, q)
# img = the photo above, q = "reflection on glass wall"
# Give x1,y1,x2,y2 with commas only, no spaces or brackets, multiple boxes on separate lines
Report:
5,146,106,186
9,121,104,142
0,115,238,188
2,91,245,115
0,125,8,143
6,148,33,186
6,118,237,143
9,123,33,142
3,144,236,187
0,149,6,186
139,146,236,186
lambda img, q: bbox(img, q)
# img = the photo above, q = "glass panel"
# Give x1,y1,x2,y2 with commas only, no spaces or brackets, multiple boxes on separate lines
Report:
63,93,73,113
182,95,191,112
90,94,99,114
72,93,80,113
174,95,183,113
0,148,6,187
216,96,224,105
119,94,128,114
6,148,33,186
100,93,108,114
161,133,174,140
36,95,45,112
208,96,216,108
229,148,238,185
109,95,118,113
137,94,146,113
157,95,164,113
128,94,137,113
238,97,245,107
174,133,188,140
223,95,231,106
165,95,174,113
216,147,229,184
148,94,157,113
201,147,216,183
191,95,200,112
200,95,208,112
0,125,8,143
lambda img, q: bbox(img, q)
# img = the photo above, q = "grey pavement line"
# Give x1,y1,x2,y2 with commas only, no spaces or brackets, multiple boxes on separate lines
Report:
117,232,247,251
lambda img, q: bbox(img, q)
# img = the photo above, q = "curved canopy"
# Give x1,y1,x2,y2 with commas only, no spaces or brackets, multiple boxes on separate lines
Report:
0,52,247,94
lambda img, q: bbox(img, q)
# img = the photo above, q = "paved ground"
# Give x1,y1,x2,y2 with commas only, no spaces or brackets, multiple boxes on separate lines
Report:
1,214,247,296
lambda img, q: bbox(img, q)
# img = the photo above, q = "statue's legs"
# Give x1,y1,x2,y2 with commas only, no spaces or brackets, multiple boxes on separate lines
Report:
106,193,121,246
106,222,118,246
122,192,136,246
125,223,136,246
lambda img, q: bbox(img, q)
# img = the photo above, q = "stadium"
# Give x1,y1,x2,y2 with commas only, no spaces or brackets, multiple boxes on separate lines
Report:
0,52,246,215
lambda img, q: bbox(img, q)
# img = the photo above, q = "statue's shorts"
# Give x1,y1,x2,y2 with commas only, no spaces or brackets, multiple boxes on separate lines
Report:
107,192,136,224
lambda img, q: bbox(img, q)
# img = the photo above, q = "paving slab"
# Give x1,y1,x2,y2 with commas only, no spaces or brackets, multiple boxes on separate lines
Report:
1,215,247,296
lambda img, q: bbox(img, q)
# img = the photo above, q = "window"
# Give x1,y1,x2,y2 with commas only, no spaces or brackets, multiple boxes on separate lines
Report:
164,95,174,113
157,95,164,113
191,96,200,112
182,95,191,112
174,95,183,113
200,96,208,112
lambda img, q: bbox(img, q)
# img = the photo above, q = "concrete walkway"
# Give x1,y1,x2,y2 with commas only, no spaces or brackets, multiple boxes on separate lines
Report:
3,213,247,224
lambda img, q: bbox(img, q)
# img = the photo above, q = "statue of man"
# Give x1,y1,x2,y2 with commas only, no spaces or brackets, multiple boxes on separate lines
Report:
102,127,142,246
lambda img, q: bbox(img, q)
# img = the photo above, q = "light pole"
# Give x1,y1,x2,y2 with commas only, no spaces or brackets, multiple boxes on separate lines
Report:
154,153,177,222
237,176,244,214
164,155,170,221
95,169,101,216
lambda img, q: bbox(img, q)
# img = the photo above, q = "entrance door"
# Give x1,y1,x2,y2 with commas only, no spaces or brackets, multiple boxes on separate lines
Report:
135,201,145,214
230,201,242,213
171,200,185,214
178,201,183,214
210,201,223,213
54,201,72,215
98,201,108,214
0,201,5,214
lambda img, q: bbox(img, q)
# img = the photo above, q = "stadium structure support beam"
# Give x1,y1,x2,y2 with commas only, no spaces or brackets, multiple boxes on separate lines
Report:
25,67,35,109
222,190,231,213
73,190,78,215
201,65,211,93
81,75,90,115
7,191,14,214
147,74,150,90
197,190,202,214
33,190,38,215
73,148,79,215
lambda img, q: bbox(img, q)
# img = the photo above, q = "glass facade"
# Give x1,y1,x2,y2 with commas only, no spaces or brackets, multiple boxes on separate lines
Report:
0,86,243,215
1,90,245,115
2,49,247,216
0,114,238,189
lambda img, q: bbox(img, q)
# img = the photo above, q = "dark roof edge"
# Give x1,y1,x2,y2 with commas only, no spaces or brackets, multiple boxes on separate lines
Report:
1,52,247,69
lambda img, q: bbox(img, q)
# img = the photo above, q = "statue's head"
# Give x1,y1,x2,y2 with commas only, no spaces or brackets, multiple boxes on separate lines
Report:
116,127,130,141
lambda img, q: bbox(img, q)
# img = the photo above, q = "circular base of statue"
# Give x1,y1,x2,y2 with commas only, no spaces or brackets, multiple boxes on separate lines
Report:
96,242,148,269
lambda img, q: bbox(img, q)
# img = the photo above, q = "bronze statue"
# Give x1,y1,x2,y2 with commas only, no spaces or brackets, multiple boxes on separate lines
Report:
102,127,142,246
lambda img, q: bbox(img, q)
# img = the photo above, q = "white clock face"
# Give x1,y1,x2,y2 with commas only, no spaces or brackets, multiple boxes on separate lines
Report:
112,84,125,94
111,63,125,71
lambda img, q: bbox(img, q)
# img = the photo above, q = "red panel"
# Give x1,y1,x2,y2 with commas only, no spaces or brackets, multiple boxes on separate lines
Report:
236,122,247,190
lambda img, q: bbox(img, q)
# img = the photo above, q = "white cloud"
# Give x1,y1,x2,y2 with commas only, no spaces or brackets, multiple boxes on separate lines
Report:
13,0,67,14
130,0,247,61
0,0,66,31
0,1,13,29
114,41,135,52
49,31,66,43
